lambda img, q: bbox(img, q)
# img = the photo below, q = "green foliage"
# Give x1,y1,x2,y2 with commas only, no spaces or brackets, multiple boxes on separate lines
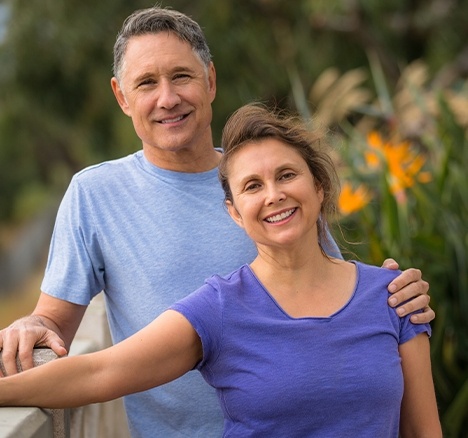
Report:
317,59,468,436
1,0,467,222
0,0,150,221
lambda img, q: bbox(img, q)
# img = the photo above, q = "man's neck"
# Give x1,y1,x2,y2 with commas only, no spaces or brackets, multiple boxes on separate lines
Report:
142,145,222,173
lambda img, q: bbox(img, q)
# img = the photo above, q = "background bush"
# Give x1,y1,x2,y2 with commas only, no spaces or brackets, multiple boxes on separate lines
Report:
0,0,466,435
310,58,468,437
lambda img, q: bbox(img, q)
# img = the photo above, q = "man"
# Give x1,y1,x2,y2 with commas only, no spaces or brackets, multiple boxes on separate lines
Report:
0,7,432,438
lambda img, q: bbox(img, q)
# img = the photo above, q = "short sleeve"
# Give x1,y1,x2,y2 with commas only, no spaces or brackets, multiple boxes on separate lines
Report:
399,311,431,345
170,282,224,368
41,176,105,304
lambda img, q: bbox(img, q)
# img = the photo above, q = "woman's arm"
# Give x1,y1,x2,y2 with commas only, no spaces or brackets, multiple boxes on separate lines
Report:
0,310,201,408
399,333,442,437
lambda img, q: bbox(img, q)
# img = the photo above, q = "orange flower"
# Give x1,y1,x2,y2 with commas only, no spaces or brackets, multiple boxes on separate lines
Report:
339,182,371,215
365,131,432,197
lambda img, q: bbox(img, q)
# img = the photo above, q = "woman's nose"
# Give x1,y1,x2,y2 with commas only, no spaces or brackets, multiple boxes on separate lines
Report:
265,184,285,205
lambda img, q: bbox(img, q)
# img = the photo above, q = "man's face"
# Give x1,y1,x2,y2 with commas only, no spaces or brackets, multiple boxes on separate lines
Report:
111,32,216,166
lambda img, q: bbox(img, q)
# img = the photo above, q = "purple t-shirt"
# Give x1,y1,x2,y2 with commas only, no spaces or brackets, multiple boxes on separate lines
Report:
171,261,431,438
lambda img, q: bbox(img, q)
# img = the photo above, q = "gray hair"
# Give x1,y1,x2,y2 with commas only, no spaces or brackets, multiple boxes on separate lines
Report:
113,6,212,81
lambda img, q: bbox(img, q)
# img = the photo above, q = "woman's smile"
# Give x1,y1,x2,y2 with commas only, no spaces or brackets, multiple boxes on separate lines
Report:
264,208,297,224
225,138,324,249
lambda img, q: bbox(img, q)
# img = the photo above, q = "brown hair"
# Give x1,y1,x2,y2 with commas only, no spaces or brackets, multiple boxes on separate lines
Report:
219,103,340,249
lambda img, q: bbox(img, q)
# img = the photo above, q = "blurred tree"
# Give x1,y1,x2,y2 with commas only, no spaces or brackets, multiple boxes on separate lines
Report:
1,0,467,222
196,0,468,140
0,0,149,221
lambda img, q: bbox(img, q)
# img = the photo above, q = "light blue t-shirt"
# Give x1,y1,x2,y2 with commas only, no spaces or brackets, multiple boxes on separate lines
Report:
41,150,341,437
171,262,431,437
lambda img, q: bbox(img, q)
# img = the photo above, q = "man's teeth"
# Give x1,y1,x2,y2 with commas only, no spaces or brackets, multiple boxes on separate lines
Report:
266,208,295,223
161,115,184,124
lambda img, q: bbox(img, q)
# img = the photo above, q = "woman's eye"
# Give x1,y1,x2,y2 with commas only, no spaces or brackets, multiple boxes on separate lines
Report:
280,172,295,180
245,183,261,191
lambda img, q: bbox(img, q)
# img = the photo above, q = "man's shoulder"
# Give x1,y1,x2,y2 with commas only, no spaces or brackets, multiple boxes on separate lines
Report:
73,152,139,184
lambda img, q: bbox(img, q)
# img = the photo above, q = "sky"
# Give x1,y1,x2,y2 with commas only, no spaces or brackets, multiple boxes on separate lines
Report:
0,4,9,43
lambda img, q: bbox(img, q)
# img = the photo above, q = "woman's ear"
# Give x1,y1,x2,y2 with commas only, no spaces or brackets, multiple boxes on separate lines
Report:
226,200,244,229
315,180,324,205
318,185,324,205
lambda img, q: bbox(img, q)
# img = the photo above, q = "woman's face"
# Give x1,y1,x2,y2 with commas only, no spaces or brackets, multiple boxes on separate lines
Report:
225,138,324,250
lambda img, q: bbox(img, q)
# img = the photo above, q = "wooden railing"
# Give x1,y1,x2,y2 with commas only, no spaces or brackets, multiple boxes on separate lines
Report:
0,295,130,438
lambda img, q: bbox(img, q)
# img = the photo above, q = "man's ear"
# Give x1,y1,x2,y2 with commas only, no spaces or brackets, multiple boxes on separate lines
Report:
207,62,217,103
226,200,244,229
111,77,131,117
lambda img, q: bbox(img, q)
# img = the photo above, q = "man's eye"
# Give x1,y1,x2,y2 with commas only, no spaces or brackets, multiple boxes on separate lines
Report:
138,79,156,87
173,74,191,83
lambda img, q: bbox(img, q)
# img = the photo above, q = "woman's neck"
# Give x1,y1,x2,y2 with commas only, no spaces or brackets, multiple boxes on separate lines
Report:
250,247,355,318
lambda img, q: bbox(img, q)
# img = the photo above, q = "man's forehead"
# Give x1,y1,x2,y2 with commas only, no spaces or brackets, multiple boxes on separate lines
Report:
126,31,191,53
121,33,204,79
125,33,200,64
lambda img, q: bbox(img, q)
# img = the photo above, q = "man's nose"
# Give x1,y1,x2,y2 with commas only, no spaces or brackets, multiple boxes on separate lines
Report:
157,80,182,109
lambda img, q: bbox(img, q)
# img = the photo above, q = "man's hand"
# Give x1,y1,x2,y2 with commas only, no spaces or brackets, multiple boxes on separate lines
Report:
382,258,434,324
0,293,88,377
0,316,67,377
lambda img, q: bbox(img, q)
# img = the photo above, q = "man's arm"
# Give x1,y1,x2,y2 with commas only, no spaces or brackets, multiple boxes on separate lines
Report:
0,293,87,376
381,259,433,324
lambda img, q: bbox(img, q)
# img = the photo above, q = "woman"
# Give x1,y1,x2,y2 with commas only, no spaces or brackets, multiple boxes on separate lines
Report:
0,104,441,437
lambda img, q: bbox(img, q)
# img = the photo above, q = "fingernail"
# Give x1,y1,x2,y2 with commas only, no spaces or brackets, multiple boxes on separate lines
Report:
397,307,405,316
388,297,397,306
388,284,397,293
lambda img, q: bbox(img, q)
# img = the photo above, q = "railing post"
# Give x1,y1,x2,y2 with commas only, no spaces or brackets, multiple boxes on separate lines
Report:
0,348,69,438
0,295,130,438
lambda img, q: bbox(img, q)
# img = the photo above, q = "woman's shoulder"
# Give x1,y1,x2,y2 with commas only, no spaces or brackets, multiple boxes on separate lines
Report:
350,261,401,305
205,264,255,291
354,261,401,282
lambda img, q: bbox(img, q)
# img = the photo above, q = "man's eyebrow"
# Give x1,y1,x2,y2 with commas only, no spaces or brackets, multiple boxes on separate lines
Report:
133,72,154,83
132,65,197,83
171,65,197,74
